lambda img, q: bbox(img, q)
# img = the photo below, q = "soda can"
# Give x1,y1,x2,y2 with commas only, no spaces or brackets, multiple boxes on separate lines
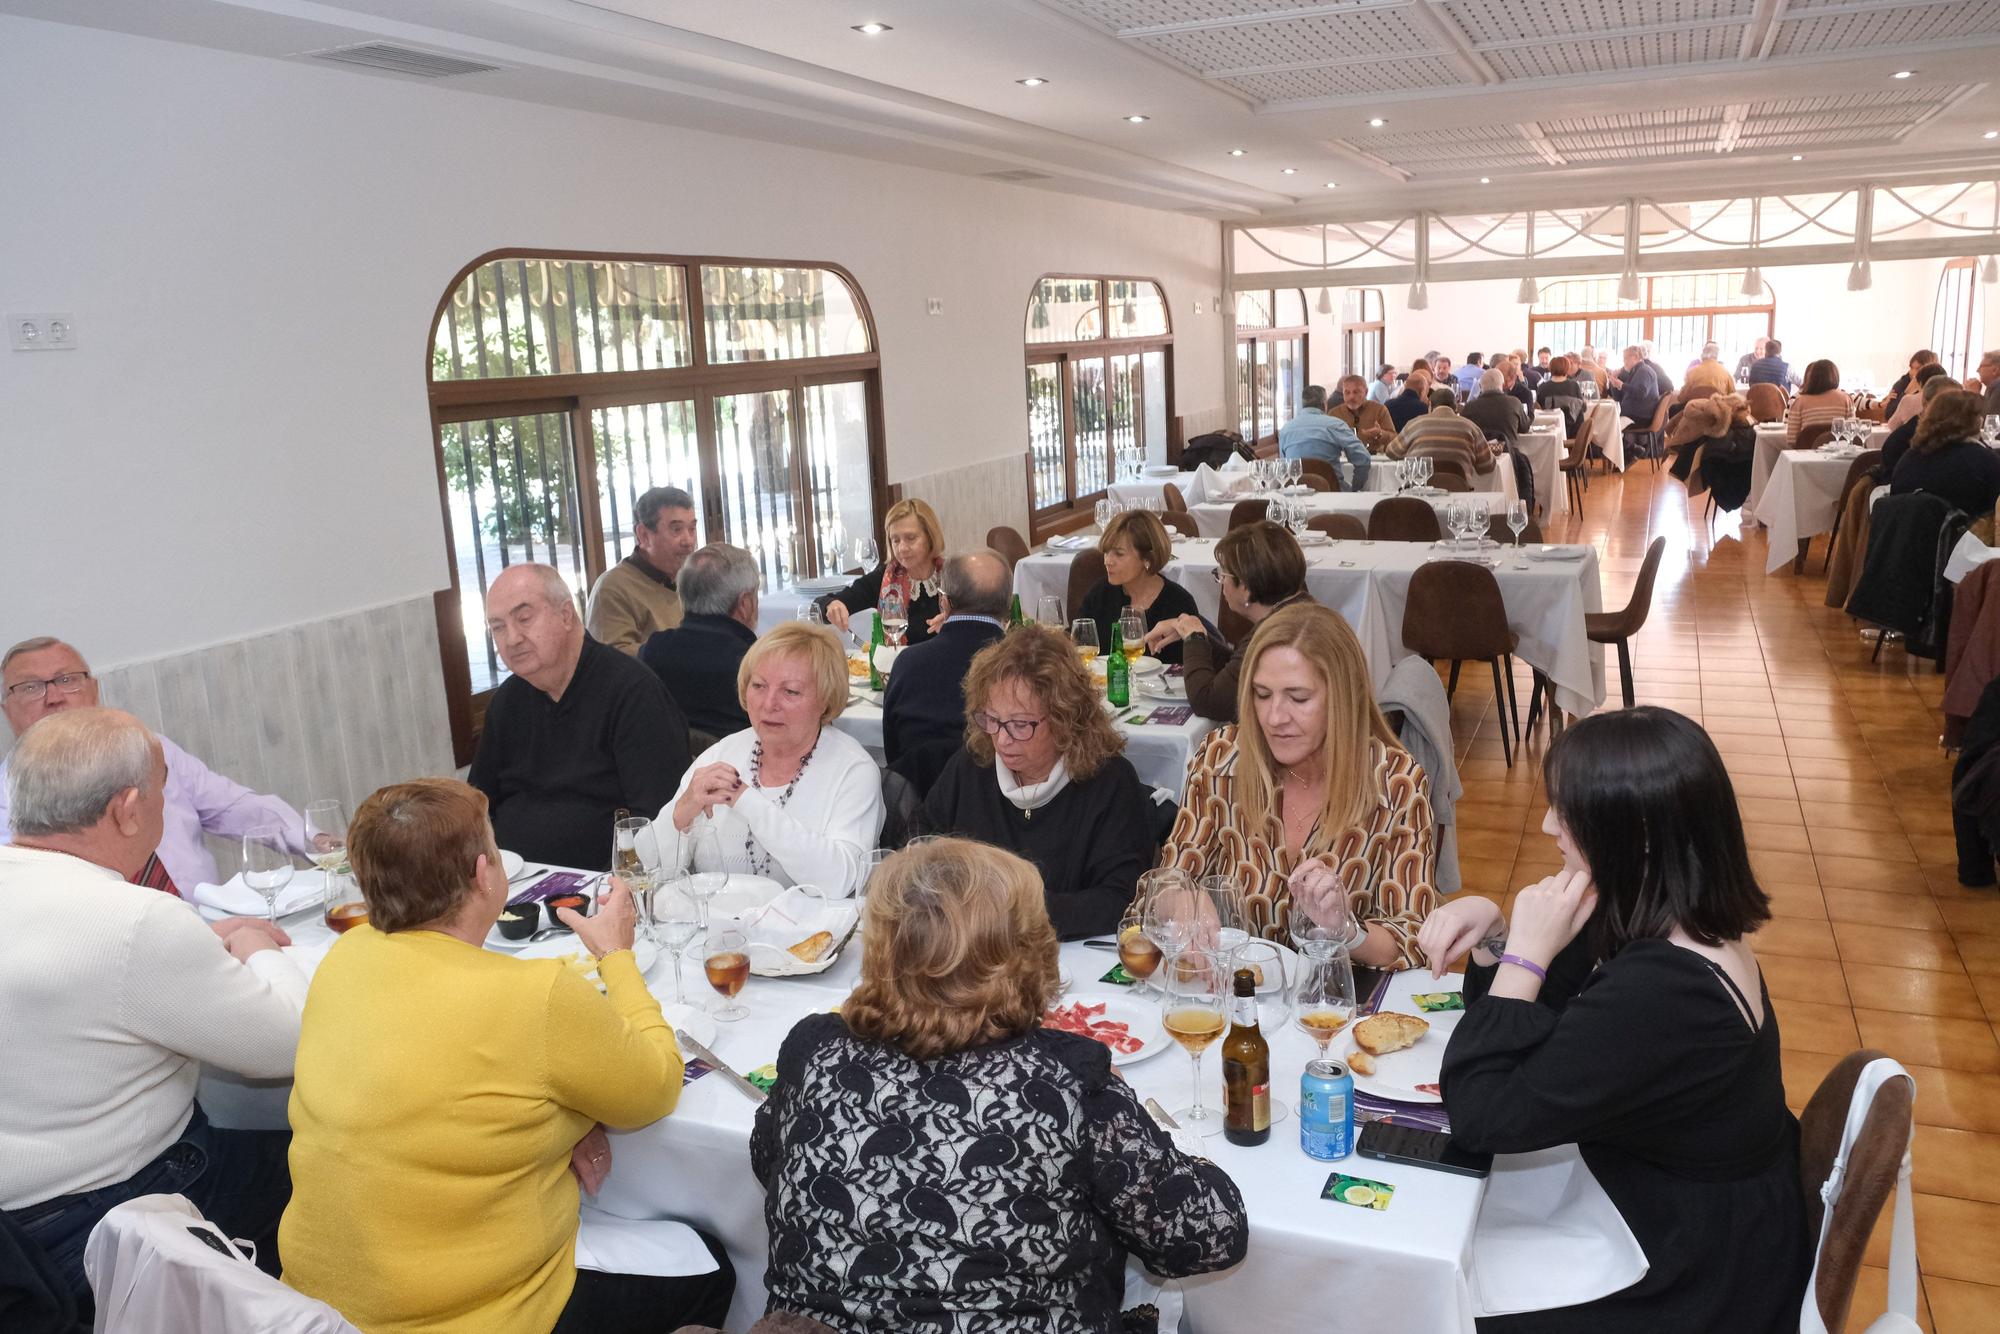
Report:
1299,1058,1355,1161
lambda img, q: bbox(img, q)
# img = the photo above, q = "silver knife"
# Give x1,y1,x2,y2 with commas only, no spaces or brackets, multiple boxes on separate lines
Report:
1145,1098,1181,1130
677,1029,766,1103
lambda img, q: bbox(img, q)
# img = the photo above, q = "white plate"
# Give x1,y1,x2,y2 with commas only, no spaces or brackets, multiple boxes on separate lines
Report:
1339,1021,1448,1104
1528,545,1588,561
1296,531,1332,546
1130,655,1165,677
1138,674,1187,702
515,935,660,979
791,577,850,594
500,850,526,881
706,873,787,921
1043,994,1170,1067
664,1003,717,1052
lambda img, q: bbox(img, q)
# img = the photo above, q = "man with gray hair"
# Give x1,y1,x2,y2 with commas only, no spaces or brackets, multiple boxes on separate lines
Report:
1463,366,1530,446
470,563,689,869
0,708,305,1309
587,485,700,655
1,635,310,893
881,549,1012,768
640,543,762,740
1277,383,1371,487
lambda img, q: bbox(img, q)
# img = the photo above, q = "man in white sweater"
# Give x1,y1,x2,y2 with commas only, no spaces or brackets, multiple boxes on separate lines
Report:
0,708,307,1313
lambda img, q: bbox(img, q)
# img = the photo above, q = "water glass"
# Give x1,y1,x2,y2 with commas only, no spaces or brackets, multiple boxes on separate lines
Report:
1037,595,1064,627
649,877,701,1004
241,829,295,926
1507,499,1530,564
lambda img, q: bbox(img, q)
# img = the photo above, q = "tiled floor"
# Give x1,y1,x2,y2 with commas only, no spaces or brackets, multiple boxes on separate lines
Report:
1444,463,2000,1332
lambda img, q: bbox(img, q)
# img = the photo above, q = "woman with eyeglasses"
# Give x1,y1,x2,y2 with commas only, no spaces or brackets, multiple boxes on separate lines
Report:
917,625,1155,938
1142,521,1311,724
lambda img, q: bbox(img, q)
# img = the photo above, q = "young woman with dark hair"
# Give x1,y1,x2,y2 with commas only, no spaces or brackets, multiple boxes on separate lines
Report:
1298,707,1807,1331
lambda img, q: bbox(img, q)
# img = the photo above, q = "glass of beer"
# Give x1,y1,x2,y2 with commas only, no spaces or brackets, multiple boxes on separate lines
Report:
1118,609,1145,664
1116,906,1163,995
1069,618,1099,665
322,870,368,934
1160,947,1227,1136
703,926,752,1022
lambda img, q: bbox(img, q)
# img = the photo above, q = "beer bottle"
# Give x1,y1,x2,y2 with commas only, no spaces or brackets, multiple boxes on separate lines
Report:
1008,593,1024,628
1223,966,1272,1146
1106,619,1130,708
868,612,885,691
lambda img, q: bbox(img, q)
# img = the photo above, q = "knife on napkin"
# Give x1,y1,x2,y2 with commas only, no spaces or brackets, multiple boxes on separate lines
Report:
676,1029,766,1103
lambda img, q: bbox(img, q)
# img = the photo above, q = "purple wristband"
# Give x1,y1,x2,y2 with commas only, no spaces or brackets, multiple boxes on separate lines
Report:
1497,953,1548,981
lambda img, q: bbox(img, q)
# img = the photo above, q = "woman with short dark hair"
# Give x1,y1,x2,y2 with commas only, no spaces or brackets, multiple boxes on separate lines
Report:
753,839,1247,1333
1078,508,1201,665
1142,521,1311,722
1335,708,1806,1332
1783,358,1850,444
1890,388,2000,520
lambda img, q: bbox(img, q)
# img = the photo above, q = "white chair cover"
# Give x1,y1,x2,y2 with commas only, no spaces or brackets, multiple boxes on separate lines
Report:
84,1194,359,1334
1800,1058,1920,1334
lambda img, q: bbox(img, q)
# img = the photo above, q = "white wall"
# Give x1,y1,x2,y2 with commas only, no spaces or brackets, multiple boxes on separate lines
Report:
0,16,1223,670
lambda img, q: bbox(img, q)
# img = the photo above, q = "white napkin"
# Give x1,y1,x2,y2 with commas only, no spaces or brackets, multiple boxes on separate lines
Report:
1188,463,1219,505
1220,453,1250,472
575,1207,718,1278
1468,1145,1648,1317
189,870,325,922
737,886,859,975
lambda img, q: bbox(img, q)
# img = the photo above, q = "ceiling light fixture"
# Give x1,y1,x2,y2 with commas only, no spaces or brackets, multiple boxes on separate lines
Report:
1124,114,1150,123
1281,167,1297,175
1985,131,1998,140
1480,177,1491,184
1016,77,1047,87
1229,148,1246,156
1368,117,1386,128
1791,154,1804,161
851,22,891,35
1324,181,1338,189
1892,70,1914,79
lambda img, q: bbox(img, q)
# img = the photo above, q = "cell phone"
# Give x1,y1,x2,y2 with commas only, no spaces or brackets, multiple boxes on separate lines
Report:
1357,1121,1493,1179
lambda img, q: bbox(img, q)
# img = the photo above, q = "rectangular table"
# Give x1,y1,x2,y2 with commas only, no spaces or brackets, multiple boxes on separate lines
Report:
1584,402,1623,473
1109,473,1197,508
1518,422,1568,518
1188,489,1510,540
1759,450,1864,575
1016,537,1607,720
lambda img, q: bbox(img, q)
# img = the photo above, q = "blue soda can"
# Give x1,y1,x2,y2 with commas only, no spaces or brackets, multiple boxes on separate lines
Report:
1300,1057,1355,1161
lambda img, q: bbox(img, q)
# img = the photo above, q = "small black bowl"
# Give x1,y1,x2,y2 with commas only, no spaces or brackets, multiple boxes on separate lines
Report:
495,903,541,940
544,895,590,932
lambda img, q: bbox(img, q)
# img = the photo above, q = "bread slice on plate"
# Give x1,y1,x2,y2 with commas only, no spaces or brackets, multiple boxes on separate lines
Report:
788,930,834,963
1353,1011,1430,1056
1348,1051,1377,1076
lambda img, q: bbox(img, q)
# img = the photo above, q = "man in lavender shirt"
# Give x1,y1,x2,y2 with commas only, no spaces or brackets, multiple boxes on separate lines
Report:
1,637,310,892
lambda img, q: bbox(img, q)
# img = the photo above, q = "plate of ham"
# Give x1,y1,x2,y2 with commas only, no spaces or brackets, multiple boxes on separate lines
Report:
1042,996,1169,1067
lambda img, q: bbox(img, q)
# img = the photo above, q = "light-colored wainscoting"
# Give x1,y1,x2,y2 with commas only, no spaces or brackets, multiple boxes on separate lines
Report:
893,453,1033,554
91,595,456,841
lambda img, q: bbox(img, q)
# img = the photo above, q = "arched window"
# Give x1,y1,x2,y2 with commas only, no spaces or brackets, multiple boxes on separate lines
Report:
1932,258,1985,382
1024,276,1173,533
1341,288,1385,380
428,250,884,759
1530,272,1774,373
1235,289,1308,449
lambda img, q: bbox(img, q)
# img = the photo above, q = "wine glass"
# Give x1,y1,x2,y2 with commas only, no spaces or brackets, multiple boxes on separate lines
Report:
1070,618,1100,666
1037,595,1064,628
241,828,295,926
613,814,660,900
1294,948,1357,1058
1195,873,1248,962
1507,499,1530,566
1985,415,2000,448
1289,458,1304,487
703,926,751,1022
1287,873,1355,960
1118,609,1145,662
649,877,701,1005
1094,498,1112,529
686,825,726,932
1161,947,1227,1135
1416,456,1435,490
795,600,825,624
303,800,348,876
879,585,909,647
854,535,880,571
1116,904,1164,996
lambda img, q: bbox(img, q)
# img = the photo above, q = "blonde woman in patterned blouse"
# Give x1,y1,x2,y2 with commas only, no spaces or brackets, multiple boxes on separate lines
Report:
1156,603,1437,967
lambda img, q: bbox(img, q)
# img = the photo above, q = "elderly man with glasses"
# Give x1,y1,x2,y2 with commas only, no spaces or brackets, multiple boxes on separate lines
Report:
0,637,310,894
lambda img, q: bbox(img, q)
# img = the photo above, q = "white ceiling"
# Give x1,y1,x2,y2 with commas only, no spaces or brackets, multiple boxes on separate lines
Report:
6,0,1997,222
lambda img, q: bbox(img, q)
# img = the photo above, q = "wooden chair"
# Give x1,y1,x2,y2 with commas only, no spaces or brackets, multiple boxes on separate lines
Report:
1367,496,1442,543
1677,383,1718,408
1585,535,1666,711
1821,449,1883,574
1308,513,1367,540
1064,547,1105,623
1795,421,1834,453
1798,1051,1916,1334
1485,514,1542,546
1161,483,1189,513
1297,472,1333,492
1431,468,1472,493
1561,417,1592,517
1401,561,1524,766
985,525,1029,568
1624,396,1673,472
1159,509,1201,538
1299,458,1340,492
1745,382,1787,423
1229,498,1271,530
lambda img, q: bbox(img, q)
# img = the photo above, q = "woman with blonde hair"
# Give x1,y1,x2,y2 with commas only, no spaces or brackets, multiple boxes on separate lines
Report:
1077,508,1201,665
1157,603,1436,964
752,839,1246,1333
820,497,947,644
658,621,884,897
920,624,1155,937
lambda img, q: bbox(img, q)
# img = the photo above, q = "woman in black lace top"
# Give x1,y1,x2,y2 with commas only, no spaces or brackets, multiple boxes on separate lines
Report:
751,839,1247,1333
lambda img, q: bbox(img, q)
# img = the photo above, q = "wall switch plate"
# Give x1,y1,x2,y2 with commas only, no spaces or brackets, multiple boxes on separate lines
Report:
1191,300,1203,316
926,297,943,316
10,313,78,351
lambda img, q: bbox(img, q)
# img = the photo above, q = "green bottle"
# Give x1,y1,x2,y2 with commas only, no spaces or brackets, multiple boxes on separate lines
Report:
1107,619,1129,708
868,613,885,691
1009,593,1024,628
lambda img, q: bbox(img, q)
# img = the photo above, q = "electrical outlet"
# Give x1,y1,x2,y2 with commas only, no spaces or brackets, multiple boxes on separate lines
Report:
926,297,943,316
10,313,78,351
1191,300,1203,316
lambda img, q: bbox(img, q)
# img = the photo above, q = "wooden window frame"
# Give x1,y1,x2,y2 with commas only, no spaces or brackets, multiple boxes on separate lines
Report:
1023,274,1174,541
426,247,887,765
1527,274,1774,358
1933,258,1981,382
1341,287,1385,380
1236,288,1309,451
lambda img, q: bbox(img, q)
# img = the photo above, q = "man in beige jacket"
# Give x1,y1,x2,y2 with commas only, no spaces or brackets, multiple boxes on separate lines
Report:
586,486,699,654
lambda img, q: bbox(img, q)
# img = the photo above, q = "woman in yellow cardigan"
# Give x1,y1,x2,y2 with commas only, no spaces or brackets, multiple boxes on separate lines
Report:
280,778,731,1333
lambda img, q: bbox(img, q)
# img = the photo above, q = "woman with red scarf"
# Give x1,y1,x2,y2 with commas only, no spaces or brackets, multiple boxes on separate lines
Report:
820,498,947,646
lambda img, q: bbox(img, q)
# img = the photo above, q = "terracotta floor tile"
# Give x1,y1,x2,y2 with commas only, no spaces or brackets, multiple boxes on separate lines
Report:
1833,924,1964,972
1738,795,1805,825
1764,882,1828,921
1910,1196,2000,1284
1974,974,2000,1024
1774,998,1861,1054
1825,887,1945,931
1808,827,1919,862
1743,821,1814,854
1765,952,1846,1004
1752,916,1840,961
1844,963,1988,1021
1902,1066,2000,1133
1794,778,1892,806
1456,828,1524,860
1750,849,1823,888
1956,935,2000,977
1926,1277,2000,1334
1936,898,2000,937
1782,1047,1843,1110
1853,1011,2000,1074
1728,772,1801,800
1913,1126,2000,1204
1454,803,1532,833
1803,802,1911,833
1816,856,1933,894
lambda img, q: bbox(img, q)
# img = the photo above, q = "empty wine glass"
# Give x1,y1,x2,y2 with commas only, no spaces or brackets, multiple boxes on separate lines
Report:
649,877,700,1004
686,824,726,931
1287,872,1355,960
1095,498,1112,529
1985,415,2000,448
1507,499,1530,565
1195,873,1249,962
241,828,295,926
1138,867,1196,962
854,535,880,570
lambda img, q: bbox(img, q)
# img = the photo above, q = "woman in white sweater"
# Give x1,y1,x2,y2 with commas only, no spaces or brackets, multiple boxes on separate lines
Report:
658,622,884,898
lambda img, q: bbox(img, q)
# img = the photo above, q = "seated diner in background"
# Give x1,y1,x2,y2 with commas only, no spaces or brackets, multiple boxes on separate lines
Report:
1885,360,1952,432
1734,337,1769,383
1277,383,1371,488
1368,362,1400,404
1462,367,1530,446
1384,707,1807,1332
1534,355,1583,409
752,838,1248,1333
640,542,761,742
1157,603,1436,965
880,549,1010,767
1683,342,1735,396
1385,366,1435,432
1144,520,1310,724
1746,338,1800,390
817,497,946,647
585,485,699,655
919,624,1154,939
1387,387,1497,476
0,708,305,1314
1783,359,1851,444
660,621,885,897
1498,357,1536,414
1875,369,1959,481
1879,348,1939,420
1607,345,1664,427
1078,508,1201,667
282,778,730,1334
1330,374,1397,453
469,563,690,871
1889,388,2000,522
0,635,311,893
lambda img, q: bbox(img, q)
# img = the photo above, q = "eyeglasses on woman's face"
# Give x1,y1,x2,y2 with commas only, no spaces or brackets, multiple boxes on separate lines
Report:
972,711,1044,741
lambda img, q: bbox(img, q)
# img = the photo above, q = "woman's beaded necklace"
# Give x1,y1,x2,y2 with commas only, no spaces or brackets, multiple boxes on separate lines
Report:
745,734,818,876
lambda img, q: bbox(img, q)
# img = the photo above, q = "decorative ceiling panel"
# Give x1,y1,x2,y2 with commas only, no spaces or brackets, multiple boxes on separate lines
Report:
1440,0,1754,46
1216,57,1468,102
1772,3,2000,57
1132,9,1429,71
1479,25,1746,80
1049,0,1360,31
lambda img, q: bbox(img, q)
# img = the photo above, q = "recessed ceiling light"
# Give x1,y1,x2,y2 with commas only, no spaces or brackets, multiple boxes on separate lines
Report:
1892,69,1914,79
1124,114,1150,123
1985,131,1998,140
1280,167,1298,175
1016,77,1047,87
1791,154,1804,161
1324,181,1338,189
1229,148,1247,156
1368,117,1386,128
1479,176,1491,184
851,22,890,35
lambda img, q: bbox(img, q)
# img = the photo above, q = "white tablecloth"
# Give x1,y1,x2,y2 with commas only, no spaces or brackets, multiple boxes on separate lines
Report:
1946,532,2000,584
1760,450,1864,575
1188,489,1511,540
1517,423,1568,517
1015,537,1606,719
1585,402,1623,472
1109,473,1197,507
1746,424,1890,525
